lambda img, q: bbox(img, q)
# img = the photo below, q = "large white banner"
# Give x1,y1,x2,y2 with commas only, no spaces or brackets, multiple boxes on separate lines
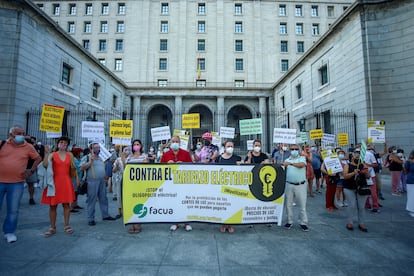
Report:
123,164,286,226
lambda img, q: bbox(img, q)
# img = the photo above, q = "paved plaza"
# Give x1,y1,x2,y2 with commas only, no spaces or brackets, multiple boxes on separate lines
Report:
1,174,413,276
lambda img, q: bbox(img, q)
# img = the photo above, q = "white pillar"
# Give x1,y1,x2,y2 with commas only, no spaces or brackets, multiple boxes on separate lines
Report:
132,96,141,139
174,96,182,130
259,97,268,153
217,96,225,131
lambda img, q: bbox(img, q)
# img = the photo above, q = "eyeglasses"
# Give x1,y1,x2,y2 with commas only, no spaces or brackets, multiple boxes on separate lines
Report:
291,148,299,150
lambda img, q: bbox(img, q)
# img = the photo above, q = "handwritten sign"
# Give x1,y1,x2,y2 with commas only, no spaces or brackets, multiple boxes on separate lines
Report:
309,129,323,140
220,127,235,139
239,118,262,135
337,133,349,146
81,121,105,139
273,128,297,144
110,120,133,138
151,126,171,142
182,113,200,129
39,104,64,133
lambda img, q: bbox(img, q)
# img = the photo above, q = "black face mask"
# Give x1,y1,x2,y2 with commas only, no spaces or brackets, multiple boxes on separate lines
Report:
204,140,211,146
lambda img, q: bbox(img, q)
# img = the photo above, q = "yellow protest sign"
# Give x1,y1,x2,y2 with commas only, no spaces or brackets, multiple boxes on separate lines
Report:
39,104,65,133
309,129,323,140
182,113,200,129
109,120,133,138
337,133,349,146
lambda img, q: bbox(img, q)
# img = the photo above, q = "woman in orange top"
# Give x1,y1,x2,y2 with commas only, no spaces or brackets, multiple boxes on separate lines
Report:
41,137,77,237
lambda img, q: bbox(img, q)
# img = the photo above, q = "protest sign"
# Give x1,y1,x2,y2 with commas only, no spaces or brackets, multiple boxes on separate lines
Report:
109,120,133,138
273,128,297,144
151,126,171,142
309,129,323,140
300,132,308,143
220,127,235,139
122,164,286,225
39,104,65,133
323,156,343,174
337,133,349,146
367,120,385,143
112,137,131,146
322,133,335,144
81,121,105,139
182,113,200,129
239,118,262,135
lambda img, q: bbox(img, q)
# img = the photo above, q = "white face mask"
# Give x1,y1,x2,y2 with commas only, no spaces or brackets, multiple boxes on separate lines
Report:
225,147,234,154
254,146,261,153
282,146,288,151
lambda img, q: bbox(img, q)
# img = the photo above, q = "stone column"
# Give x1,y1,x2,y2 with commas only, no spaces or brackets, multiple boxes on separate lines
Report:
174,96,182,130
132,96,141,139
217,96,225,131
259,97,268,153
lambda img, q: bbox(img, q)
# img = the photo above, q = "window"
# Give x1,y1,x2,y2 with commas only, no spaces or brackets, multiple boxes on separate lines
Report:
84,22,91,33
83,40,90,50
312,24,320,35
160,39,168,51
327,6,334,17
235,3,242,15
198,58,205,70
112,95,118,108
53,4,60,16
99,40,107,51
100,21,108,33
343,6,348,11
37,3,44,10
311,5,319,17
235,59,243,71
235,22,243,33
115,59,123,71
295,5,303,16
198,3,206,15
161,21,168,32
92,82,100,99
296,84,302,99
115,39,123,51
319,65,328,86
159,58,167,70
85,3,92,15
281,41,288,53
117,21,124,33
296,23,303,35
234,80,244,87
280,23,287,34
158,79,168,87
297,41,304,53
196,80,206,87
68,22,75,33
61,63,72,85
197,39,205,51
69,4,76,15
98,58,106,65
281,60,289,72
235,40,243,51
101,3,109,15
161,3,169,14
118,3,126,14
279,5,286,16
198,21,206,33
281,96,285,109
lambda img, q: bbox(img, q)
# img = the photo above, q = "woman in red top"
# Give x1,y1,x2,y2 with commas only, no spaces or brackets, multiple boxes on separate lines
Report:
41,137,77,237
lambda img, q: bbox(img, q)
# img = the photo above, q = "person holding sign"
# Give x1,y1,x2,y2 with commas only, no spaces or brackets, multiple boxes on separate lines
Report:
244,139,270,164
217,141,242,233
194,132,219,163
161,136,193,232
283,144,309,232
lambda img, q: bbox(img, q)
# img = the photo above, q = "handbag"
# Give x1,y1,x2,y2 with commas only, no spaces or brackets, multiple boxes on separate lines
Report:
78,179,88,195
357,186,371,196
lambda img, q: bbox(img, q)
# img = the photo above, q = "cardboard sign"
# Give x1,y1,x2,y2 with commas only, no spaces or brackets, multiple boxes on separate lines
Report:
309,129,323,140
182,113,200,129
337,133,349,146
39,104,65,133
110,120,133,138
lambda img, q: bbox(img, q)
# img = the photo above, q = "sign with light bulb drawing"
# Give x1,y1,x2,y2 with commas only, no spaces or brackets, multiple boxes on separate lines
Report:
122,164,286,226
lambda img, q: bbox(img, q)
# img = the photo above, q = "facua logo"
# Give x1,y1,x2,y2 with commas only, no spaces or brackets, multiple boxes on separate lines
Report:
133,204,148,218
133,204,173,218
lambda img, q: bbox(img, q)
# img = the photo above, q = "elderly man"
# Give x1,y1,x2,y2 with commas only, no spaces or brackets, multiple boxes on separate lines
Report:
160,136,193,231
283,144,309,232
0,126,41,243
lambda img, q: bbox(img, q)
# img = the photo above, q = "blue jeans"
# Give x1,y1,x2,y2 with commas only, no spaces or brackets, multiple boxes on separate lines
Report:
86,178,110,221
0,182,24,234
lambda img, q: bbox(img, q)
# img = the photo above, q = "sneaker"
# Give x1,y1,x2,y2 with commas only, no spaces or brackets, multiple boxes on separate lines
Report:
112,197,117,201
170,224,178,231
391,192,401,196
292,202,297,206
371,209,381,213
88,220,96,226
115,214,122,219
29,198,35,205
378,203,383,208
300,225,309,232
317,190,322,194
284,223,292,229
379,195,385,200
343,201,348,207
4,233,17,243
103,216,116,221
185,224,192,232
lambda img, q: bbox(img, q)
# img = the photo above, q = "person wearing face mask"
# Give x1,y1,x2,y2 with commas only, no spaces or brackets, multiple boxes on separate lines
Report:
160,136,193,231
191,141,203,162
272,143,291,164
335,150,348,208
397,149,407,194
24,136,39,205
310,144,323,194
217,140,242,233
125,139,148,233
385,146,404,196
81,143,116,227
283,144,309,231
363,144,381,213
112,146,131,220
244,139,270,164
195,132,219,163
0,126,41,243
147,146,156,163
41,137,77,237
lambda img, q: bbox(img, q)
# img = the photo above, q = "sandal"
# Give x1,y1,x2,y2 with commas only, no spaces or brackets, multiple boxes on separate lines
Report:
64,225,74,234
128,227,135,234
227,226,235,234
220,226,227,233
44,227,56,238
134,225,142,233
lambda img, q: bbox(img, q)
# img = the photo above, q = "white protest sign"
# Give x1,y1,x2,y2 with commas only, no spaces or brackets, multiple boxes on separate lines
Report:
323,156,343,174
322,133,336,144
151,126,171,142
367,120,385,143
211,132,221,146
112,137,131,146
247,140,254,151
98,143,112,162
46,131,62,139
220,127,235,139
273,128,297,144
180,135,189,150
82,121,105,139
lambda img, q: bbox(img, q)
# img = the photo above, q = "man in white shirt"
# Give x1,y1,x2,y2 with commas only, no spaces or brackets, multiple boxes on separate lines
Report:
364,144,380,213
283,144,309,231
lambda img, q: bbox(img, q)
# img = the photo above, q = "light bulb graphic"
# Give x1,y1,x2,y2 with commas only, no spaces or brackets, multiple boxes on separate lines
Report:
259,166,277,197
